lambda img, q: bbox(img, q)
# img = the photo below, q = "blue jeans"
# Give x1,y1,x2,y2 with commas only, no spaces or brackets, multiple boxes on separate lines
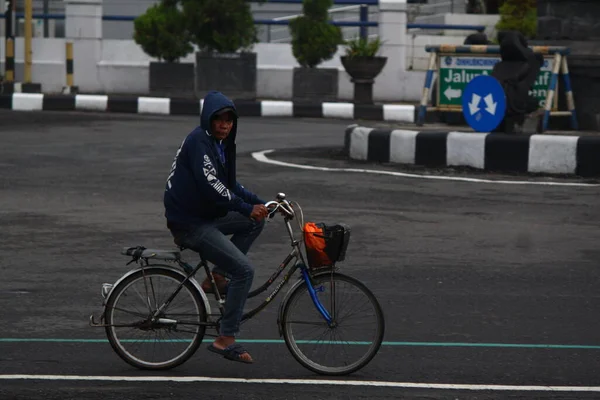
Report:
169,212,265,337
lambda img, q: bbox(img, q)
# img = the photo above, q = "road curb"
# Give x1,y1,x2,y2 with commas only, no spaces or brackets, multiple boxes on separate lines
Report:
0,93,417,123
344,125,600,177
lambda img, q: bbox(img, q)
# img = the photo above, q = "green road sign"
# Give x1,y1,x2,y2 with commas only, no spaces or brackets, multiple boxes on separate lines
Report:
437,55,556,110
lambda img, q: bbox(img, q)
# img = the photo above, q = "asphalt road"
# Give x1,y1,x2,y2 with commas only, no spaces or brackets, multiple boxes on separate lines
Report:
1,110,600,400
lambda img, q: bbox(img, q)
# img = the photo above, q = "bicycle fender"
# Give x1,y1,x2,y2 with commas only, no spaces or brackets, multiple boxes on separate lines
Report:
276,268,336,336
105,264,212,316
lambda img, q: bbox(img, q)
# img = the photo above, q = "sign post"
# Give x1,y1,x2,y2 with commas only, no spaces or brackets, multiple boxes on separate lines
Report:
461,75,506,132
416,45,578,133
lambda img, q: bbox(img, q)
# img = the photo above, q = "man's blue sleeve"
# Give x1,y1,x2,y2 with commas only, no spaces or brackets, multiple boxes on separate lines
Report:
234,182,266,205
191,141,253,217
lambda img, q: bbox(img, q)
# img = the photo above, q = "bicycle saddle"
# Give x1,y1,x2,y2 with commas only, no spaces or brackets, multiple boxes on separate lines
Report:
121,246,181,261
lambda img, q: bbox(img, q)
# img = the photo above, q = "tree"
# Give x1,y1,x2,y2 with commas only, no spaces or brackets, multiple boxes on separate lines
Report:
181,0,258,53
289,0,343,68
133,0,193,62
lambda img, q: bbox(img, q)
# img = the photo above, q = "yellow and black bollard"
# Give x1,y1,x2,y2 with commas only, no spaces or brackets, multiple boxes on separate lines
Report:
62,42,78,94
5,38,15,82
66,42,74,87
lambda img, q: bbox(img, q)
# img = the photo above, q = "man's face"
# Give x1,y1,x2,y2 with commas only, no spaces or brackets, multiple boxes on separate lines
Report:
211,112,235,141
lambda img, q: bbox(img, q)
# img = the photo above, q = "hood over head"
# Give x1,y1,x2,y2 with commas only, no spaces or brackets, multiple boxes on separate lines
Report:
498,31,530,62
200,91,238,144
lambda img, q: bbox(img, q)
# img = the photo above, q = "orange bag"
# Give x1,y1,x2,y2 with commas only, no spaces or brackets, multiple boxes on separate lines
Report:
303,222,332,268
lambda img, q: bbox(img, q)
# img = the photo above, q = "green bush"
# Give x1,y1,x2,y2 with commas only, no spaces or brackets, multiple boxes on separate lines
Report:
182,0,258,53
289,0,343,68
495,0,537,39
133,0,193,62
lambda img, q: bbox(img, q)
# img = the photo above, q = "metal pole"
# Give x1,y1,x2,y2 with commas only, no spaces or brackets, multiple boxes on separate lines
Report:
24,0,32,83
5,0,13,40
4,0,13,82
43,0,49,37
359,4,367,39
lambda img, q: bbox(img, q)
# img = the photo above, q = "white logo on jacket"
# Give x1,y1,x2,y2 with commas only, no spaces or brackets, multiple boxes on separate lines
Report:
203,155,231,200
166,138,186,190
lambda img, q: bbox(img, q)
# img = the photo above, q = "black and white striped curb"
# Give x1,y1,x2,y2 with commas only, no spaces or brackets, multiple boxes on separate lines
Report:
345,125,600,177
0,93,417,122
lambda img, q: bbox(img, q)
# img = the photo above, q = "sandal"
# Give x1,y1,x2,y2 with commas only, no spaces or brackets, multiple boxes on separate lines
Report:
207,343,253,364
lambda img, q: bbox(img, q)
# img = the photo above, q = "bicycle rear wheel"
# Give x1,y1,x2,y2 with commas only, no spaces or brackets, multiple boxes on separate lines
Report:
281,271,385,375
104,267,207,370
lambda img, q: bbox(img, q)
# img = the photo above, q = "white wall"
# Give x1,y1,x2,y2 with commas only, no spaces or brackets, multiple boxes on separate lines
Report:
414,13,500,37
0,36,448,102
405,34,465,71
1,0,482,102
0,38,65,91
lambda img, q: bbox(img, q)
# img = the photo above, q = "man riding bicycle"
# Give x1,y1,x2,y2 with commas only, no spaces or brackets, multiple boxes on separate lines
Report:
163,90,268,364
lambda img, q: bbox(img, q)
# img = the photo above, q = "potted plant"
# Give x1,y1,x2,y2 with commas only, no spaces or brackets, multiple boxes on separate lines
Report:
340,36,387,104
133,0,195,98
182,0,260,100
289,0,344,102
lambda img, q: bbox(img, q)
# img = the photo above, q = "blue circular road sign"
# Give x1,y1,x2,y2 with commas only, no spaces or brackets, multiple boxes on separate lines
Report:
462,75,507,132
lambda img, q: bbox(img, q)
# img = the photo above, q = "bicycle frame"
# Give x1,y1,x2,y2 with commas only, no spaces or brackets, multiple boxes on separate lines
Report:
146,202,333,329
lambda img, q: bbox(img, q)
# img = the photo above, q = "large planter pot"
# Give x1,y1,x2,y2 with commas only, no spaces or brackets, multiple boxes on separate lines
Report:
340,56,387,104
195,51,257,101
149,61,195,98
292,67,339,103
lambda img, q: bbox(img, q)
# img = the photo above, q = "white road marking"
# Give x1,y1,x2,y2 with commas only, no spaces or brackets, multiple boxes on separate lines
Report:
251,150,600,187
1,375,600,392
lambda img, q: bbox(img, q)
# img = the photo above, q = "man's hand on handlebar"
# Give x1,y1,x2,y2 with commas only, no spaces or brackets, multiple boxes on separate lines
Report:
250,204,269,222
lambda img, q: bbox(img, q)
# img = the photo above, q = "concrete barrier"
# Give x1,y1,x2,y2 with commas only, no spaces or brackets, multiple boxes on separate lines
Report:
345,125,600,177
0,92,418,122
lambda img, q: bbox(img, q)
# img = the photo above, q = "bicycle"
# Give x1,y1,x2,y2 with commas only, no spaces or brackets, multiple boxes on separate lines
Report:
89,193,385,376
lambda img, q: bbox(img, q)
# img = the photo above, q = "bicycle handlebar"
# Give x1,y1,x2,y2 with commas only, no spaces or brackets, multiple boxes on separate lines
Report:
265,192,295,219
264,193,306,240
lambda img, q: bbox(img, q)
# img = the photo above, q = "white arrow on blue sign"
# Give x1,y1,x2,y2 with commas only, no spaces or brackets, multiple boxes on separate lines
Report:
461,75,507,133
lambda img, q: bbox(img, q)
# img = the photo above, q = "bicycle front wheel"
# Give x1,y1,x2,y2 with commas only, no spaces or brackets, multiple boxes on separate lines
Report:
281,272,385,375
104,267,207,370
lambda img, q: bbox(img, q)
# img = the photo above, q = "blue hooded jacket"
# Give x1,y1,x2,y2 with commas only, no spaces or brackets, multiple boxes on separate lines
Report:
163,91,265,227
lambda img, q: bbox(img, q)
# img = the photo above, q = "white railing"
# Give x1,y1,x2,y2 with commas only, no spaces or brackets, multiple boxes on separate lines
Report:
264,5,375,43
407,1,460,22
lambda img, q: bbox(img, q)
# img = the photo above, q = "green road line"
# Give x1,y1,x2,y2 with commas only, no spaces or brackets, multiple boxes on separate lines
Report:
1,338,600,349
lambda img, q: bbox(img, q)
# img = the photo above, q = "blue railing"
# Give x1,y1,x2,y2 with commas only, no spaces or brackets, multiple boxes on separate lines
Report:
258,0,378,3
0,11,486,41
263,0,435,3
410,24,484,31
254,19,376,26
